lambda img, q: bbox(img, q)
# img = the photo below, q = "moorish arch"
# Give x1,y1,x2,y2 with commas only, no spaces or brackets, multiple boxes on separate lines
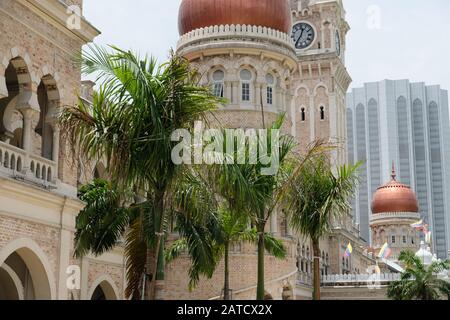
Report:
0,238,57,300
0,263,25,300
93,161,107,179
0,55,34,147
88,275,120,300
313,83,329,97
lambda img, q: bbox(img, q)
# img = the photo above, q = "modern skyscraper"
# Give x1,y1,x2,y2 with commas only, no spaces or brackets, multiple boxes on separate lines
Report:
347,80,450,259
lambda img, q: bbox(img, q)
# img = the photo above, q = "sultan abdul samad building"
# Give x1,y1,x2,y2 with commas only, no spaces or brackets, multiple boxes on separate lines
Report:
1,0,436,300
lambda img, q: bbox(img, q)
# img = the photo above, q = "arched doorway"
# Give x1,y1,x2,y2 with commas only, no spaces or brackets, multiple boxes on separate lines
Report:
89,277,119,300
0,263,24,300
0,238,55,300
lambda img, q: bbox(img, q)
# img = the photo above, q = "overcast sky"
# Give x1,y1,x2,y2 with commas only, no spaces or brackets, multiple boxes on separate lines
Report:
83,0,450,92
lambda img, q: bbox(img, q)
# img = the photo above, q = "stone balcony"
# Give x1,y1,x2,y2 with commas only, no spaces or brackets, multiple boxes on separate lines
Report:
0,141,57,188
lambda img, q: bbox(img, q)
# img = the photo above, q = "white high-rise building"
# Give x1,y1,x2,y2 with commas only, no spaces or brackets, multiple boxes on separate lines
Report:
347,80,450,259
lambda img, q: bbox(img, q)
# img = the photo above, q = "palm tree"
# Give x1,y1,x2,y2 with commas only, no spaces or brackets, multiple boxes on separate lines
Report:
60,45,219,299
209,118,331,300
285,151,360,300
166,207,286,300
210,114,295,300
75,175,219,299
388,250,450,300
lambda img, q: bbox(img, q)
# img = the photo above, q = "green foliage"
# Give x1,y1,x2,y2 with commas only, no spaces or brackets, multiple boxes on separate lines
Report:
75,179,130,258
285,153,360,242
284,148,360,300
387,250,450,300
64,45,220,299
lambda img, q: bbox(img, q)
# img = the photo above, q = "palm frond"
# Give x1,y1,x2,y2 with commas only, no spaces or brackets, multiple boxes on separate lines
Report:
263,233,287,259
74,179,129,258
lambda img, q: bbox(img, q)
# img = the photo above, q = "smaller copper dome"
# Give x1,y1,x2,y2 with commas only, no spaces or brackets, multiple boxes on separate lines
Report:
371,166,419,214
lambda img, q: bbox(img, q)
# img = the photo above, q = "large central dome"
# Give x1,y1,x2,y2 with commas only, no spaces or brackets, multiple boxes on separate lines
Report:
178,0,292,36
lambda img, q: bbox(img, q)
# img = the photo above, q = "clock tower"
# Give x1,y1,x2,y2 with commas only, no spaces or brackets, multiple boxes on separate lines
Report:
289,0,351,165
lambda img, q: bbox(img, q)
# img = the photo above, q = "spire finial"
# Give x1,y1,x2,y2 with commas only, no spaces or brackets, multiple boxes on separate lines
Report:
391,162,397,181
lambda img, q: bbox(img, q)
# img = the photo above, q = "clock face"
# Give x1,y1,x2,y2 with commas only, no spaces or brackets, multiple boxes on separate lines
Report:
291,23,315,49
335,30,341,56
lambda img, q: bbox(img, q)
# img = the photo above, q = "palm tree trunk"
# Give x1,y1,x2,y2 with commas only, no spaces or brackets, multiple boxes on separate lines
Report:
224,243,230,300
256,224,265,300
312,240,321,300
149,189,165,300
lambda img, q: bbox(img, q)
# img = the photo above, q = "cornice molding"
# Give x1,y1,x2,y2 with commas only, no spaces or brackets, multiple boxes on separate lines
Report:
20,0,100,43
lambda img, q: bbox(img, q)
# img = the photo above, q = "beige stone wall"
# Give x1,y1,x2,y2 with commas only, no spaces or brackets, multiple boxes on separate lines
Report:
0,215,60,281
321,286,389,300
0,0,87,187
161,240,297,300
85,257,125,300
0,0,126,302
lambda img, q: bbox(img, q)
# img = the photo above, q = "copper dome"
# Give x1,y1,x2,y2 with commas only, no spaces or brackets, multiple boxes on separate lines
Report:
178,0,292,35
371,166,419,214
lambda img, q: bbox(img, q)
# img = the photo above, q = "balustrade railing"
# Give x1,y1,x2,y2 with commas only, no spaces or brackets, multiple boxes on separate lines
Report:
321,273,401,286
177,24,296,53
0,141,57,186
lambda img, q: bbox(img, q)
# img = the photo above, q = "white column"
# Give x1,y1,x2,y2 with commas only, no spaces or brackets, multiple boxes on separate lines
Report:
255,83,263,107
225,81,232,103
21,108,36,153
17,90,39,153
285,211,293,237
309,95,315,142
270,210,278,235
232,81,239,105
52,126,60,179
0,75,7,99
57,199,76,300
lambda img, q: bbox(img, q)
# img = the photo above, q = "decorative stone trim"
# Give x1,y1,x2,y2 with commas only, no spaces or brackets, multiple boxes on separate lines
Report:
177,24,295,54
370,211,420,223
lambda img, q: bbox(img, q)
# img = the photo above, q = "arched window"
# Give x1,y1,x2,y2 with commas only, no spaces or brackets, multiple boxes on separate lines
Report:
320,106,325,120
212,70,225,98
301,108,306,122
266,74,275,105
240,69,252,102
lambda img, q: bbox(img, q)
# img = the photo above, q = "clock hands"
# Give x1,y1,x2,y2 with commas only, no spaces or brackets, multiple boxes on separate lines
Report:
296,29,304,48
293,23,315,49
